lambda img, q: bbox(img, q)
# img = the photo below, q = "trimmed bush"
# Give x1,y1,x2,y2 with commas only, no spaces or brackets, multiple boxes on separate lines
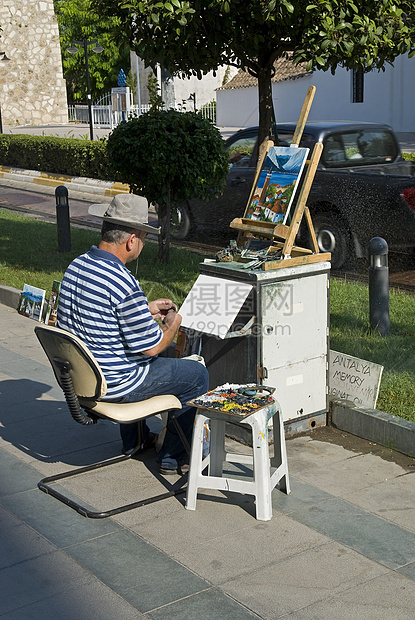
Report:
0,134,113,180
402,152,415,161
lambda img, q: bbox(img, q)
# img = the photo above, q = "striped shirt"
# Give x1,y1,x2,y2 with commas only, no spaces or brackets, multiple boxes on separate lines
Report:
56,245,163,399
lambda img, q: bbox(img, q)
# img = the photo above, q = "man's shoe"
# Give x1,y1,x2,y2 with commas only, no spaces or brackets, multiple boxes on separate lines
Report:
122,432,158,457
143,432,158,450
159,462,189,476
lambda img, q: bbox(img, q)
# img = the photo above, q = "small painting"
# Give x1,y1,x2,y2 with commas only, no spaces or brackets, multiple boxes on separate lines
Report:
18,284,46,321
244,146,309,225
45,280,61,326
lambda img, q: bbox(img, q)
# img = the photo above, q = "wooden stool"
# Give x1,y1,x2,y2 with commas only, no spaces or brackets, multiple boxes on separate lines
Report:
185,399,290,521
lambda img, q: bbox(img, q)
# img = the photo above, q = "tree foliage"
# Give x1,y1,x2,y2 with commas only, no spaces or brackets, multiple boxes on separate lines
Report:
107,110,229,261
92,0,415,157
54,0,131,102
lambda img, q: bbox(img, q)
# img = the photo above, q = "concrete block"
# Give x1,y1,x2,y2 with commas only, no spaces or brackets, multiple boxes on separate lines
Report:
330,399,415,458
0,284,21,310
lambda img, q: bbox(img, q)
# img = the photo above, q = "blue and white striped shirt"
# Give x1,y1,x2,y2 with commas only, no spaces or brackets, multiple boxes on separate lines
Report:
57,245,162,399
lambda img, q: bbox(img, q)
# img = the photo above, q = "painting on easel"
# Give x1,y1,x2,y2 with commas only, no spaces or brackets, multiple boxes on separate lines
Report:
245,146,309,225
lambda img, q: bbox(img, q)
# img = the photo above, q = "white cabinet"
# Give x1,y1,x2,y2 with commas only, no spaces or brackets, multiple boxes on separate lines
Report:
181,260,330,425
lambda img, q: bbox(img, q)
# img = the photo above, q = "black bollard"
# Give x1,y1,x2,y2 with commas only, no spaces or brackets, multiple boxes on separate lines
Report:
55,186,71,253
368,237,389,336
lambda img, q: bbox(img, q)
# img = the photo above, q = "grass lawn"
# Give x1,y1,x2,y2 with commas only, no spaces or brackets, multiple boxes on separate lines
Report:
329,278,415,422
1,208,414,423
0,208,201,304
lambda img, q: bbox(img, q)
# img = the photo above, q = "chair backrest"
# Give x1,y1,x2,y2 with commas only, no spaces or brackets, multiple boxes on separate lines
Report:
35,324,107,401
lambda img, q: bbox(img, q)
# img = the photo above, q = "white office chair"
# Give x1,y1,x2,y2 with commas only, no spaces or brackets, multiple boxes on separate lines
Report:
35,323,187,518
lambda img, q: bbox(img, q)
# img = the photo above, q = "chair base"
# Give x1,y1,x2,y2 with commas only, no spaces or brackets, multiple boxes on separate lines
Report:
38,451,186,519
37,455,186,519
37,412,186,519
38,412,191,518
186,403,290,521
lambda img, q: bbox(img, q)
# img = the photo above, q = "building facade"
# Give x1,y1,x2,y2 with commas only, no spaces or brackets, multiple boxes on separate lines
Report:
0,1,68,127
216,54,415,133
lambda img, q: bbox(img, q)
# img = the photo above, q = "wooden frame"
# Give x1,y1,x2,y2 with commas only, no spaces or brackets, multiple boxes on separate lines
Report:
230,85,331,269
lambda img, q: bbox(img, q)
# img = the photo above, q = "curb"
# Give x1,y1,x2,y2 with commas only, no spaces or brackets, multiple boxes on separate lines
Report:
0,283,22,310
1,282,414,459
0,165,130,197
329,399,415,458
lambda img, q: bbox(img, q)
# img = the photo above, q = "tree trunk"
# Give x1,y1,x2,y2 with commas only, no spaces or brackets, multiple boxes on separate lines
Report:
257,64,274,165
158,184,171,262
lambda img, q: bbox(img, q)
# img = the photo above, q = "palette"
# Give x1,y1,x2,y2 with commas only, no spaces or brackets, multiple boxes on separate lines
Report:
189,383,275,417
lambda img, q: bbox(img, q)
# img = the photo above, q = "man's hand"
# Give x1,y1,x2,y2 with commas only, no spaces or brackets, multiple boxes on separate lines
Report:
161,308,182,332
142,300,182,357
148,298,178,320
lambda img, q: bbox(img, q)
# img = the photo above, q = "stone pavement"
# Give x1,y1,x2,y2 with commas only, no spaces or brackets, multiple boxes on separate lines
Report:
1,302,415,619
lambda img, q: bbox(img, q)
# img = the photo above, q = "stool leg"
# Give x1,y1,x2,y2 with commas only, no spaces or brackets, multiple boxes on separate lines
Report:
274,409,291,495
186,413,206,511
250,412,273,521
209,418,226,477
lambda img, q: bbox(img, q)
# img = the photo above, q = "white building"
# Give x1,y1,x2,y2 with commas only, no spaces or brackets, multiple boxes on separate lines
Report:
216,53,415,132
173,65,238,111
131,53,238,112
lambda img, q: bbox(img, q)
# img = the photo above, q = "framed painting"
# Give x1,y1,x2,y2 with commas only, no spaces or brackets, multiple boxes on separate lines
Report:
244,146,309,225
18,284,46,321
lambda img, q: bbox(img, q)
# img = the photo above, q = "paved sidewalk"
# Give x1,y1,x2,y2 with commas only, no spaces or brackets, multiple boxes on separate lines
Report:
1,123,243,141
1,302,415,619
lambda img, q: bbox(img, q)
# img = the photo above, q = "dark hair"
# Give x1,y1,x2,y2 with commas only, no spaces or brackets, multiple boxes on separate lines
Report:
101,221,141,244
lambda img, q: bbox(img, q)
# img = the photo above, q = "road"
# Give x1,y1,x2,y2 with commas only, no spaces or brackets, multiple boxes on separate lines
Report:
0,184,108,228
0,180,224,256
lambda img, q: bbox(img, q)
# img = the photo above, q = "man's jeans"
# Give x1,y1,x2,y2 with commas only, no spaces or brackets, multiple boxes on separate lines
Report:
119,357,209,468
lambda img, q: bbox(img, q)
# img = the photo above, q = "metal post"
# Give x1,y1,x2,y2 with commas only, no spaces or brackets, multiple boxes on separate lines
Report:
188,92,196,112
55,186,71,253
369,237,389,336
83,39,94,141
0,51,11,132
67,41,102,140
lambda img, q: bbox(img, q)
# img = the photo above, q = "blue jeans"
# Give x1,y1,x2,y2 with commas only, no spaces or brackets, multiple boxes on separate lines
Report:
119,357,209,468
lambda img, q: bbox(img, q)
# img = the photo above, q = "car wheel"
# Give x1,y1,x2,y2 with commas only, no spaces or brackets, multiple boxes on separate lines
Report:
312,213,350,270
155,203,193,240
170,203,193,240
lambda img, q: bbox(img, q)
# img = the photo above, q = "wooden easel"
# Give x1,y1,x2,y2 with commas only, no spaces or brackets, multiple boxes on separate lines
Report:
230,86,331,270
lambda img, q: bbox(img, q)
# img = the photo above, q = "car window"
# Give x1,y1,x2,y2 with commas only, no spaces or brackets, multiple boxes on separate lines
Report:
275,131,315,150
228,136,256,168
322,129,399,167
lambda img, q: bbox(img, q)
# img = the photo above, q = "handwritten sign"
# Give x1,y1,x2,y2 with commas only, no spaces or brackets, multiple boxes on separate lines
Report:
328,350,383,409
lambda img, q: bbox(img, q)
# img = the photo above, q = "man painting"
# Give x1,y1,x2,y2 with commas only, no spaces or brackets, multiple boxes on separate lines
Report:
57,194,208,475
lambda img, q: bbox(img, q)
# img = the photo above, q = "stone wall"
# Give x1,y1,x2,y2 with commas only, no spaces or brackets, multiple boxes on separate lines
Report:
0,1,68,126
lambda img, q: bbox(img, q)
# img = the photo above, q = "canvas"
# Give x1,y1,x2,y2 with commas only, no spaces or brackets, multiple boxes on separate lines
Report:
45,280,61,326
244,146,309,225
18,284,46,321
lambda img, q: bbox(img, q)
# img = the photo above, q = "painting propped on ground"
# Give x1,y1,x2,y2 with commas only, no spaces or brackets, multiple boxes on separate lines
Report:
18,284,46,321
245,146,309,225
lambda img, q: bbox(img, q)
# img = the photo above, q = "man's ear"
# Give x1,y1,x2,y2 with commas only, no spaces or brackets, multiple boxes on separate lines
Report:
126,233,136,251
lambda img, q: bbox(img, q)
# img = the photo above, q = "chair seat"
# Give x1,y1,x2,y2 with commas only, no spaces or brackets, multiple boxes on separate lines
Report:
80,394,182,423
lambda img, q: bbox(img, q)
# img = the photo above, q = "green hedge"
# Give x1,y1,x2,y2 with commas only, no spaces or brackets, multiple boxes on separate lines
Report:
402,152,415,161
0,134,114,181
